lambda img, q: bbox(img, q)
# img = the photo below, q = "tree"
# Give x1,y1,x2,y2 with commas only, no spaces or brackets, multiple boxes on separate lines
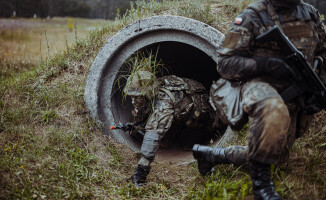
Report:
58,0,91,18
0,0,91,18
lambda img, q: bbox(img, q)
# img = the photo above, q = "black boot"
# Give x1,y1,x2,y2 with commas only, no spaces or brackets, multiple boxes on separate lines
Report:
251,161,283,200
126,164,151,187
192,144,229,176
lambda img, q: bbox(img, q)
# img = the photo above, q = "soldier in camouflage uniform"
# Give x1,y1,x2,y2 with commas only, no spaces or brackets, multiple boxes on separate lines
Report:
123,70,219,186
193,0,326,199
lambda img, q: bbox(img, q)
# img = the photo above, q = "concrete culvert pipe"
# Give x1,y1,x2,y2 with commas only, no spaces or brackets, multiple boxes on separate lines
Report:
84,15,229,163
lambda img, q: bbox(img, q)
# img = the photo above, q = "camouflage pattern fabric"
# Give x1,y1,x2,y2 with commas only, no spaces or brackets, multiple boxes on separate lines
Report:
224,97,299,166
215,0,326,165
137,75,216,165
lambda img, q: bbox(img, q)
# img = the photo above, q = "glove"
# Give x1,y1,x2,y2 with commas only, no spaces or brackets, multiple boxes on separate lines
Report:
126,165,151,187
304,95,323,114
255,57,296,80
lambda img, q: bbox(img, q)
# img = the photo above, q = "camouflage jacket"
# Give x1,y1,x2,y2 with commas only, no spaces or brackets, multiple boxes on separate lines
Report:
215,0,326,136
217,0,326,86
144,75,214,136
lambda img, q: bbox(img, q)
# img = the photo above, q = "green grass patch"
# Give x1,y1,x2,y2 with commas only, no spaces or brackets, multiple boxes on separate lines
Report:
187,165,252,200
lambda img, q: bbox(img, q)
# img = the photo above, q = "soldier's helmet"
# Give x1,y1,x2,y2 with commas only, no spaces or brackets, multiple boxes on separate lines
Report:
123,70,158,99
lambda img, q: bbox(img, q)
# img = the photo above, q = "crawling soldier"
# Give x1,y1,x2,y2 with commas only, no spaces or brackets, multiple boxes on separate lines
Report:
123,70,222,186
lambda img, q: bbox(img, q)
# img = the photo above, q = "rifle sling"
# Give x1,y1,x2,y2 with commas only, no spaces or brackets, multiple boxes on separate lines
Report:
159,88,176,103
137,130,145,136
281,84,302,103
266,0,284,33
265,3,300,103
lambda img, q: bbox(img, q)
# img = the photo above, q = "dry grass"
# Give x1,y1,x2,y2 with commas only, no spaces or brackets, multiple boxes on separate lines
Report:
0,17,107,76
0,0,325,199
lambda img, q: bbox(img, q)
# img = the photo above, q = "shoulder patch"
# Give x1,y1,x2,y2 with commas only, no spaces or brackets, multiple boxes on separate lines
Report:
234,17,243,25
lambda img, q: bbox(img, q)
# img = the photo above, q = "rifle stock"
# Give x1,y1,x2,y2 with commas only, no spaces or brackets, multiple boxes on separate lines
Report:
255,26,326,109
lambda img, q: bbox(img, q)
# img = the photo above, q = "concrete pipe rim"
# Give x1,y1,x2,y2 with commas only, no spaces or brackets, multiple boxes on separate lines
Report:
84,15,230,163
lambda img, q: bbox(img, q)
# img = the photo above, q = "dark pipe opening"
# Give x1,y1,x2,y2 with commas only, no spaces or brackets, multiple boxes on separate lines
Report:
145,41,220,90
110,41,221,161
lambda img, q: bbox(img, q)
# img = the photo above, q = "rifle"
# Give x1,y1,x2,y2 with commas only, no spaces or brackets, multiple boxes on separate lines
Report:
110,122,145,136
255,25,326,111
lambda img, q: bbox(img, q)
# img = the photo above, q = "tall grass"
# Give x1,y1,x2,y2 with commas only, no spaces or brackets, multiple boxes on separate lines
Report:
0,18,107,78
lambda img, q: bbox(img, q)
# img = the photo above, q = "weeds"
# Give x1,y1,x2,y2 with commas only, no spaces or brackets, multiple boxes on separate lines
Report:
43,26,50,60
118,50,165,100
41,109,58,124
186,165,252,200
177,0,216,25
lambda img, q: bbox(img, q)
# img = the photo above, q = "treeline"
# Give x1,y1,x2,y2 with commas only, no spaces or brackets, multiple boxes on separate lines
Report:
85,0,135,19
0,0,134,19
0,0,324,19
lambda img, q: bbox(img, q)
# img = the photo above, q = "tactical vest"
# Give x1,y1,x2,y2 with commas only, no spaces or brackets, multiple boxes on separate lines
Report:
159,75,214,128
247,1,319,137
248,0,318,66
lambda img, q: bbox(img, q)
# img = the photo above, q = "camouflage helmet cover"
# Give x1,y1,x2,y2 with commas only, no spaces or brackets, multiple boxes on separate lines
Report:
123,70,158,98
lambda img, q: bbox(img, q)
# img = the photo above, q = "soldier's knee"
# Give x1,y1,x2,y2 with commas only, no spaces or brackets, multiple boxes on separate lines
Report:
262,97,290,121
253,97,291,137
248,97,291,164
256,97,289,117
251,97,291,136
140,130,160,159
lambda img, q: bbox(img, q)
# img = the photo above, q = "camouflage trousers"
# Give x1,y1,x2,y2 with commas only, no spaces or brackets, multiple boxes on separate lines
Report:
138,125,215,166
223,80,301,165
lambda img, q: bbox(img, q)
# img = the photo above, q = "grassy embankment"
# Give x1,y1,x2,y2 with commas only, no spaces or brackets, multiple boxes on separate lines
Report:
1,0,325,199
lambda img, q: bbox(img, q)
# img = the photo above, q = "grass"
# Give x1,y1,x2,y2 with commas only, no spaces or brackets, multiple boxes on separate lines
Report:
1,0,326,199
0,17,107,77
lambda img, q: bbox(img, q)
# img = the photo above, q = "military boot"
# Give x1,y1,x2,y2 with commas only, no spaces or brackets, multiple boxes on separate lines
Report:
126,164,151,187
251,161,283,200
192,144,229,176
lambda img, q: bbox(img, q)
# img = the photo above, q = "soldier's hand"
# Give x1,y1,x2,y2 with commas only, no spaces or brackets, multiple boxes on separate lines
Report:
255,57,296,80
304,95,323,114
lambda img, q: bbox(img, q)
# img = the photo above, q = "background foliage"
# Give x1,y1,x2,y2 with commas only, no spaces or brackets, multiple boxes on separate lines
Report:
0,0,135,19
0,0,324,19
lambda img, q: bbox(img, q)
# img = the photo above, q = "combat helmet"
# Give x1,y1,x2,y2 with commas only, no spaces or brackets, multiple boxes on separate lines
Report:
123,70,159,99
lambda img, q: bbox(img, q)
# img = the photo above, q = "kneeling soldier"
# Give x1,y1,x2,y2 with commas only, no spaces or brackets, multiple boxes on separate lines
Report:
193,0,326,199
